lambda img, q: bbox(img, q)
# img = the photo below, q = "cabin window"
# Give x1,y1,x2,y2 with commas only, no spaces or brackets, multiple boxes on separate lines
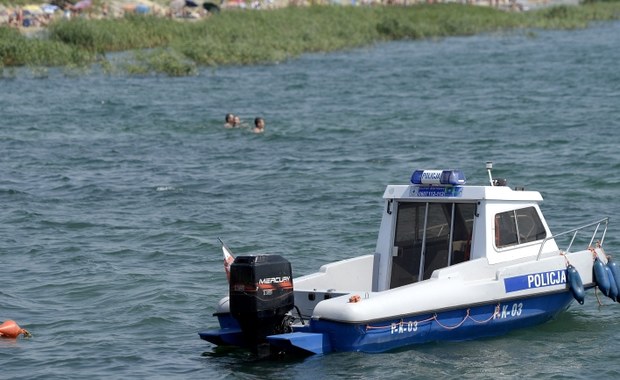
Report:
391,203,425,288
451,203,475,265
495,207,546,248
390,202,475,289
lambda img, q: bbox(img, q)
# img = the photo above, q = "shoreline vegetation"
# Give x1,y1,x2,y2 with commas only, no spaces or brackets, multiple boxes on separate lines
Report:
1,1,620,76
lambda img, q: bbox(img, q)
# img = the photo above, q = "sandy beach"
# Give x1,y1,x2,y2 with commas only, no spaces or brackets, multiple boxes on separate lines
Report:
0,0,295,32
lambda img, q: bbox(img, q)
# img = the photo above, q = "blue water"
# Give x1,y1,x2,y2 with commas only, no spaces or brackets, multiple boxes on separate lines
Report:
1,21,620,379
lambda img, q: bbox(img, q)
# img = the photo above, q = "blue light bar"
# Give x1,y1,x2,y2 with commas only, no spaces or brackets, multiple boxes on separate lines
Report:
411,170,466,186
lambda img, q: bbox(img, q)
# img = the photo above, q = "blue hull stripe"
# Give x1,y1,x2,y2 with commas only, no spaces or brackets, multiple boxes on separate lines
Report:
504,270,567,293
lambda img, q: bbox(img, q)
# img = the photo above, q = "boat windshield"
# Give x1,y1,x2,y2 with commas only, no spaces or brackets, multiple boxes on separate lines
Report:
390,202,476,288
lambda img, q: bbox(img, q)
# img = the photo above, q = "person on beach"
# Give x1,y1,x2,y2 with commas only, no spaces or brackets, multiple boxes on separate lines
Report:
252,117,265,133
224,113,235,128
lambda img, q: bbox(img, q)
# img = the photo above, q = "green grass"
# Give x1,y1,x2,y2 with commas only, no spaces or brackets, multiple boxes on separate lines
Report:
2,2,620,76
0,26,95,67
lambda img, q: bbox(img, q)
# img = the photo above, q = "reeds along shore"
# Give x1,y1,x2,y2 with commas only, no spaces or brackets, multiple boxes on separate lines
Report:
1,2,620,76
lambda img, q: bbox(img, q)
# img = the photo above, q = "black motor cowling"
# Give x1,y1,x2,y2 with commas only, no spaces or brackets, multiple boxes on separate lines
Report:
229,254,294,347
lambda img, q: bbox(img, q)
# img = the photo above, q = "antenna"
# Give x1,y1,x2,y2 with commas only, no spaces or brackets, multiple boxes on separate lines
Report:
486,161,494,186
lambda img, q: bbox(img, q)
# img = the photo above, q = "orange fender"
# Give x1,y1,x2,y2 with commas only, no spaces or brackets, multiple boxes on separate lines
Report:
0,320,31,339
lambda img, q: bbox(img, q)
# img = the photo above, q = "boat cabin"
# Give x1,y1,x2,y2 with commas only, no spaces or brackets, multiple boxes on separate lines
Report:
372,169,557,291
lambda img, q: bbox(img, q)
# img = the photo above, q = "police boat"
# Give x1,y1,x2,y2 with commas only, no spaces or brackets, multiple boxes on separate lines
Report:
199,163,614,356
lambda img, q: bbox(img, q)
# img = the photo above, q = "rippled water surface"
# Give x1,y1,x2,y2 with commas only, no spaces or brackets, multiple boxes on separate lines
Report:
1,21,620,379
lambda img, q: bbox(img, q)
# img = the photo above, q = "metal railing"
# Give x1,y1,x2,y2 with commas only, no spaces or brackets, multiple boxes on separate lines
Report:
536,217,609,261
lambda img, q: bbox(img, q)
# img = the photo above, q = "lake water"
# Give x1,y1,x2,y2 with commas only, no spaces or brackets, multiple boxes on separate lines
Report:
1,21,620,379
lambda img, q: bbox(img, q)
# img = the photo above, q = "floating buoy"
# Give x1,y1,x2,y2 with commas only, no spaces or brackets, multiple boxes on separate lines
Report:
593,257,611,297
567,265,585,305
606,265,619,301
607,257,620,303
0,320,31,339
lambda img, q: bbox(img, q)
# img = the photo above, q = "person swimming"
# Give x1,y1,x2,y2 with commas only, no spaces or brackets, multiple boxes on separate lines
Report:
252,117,265,133
224,113,235,128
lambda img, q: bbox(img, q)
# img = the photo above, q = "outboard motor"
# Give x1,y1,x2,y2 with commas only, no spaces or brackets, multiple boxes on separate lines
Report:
229,254,294,352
